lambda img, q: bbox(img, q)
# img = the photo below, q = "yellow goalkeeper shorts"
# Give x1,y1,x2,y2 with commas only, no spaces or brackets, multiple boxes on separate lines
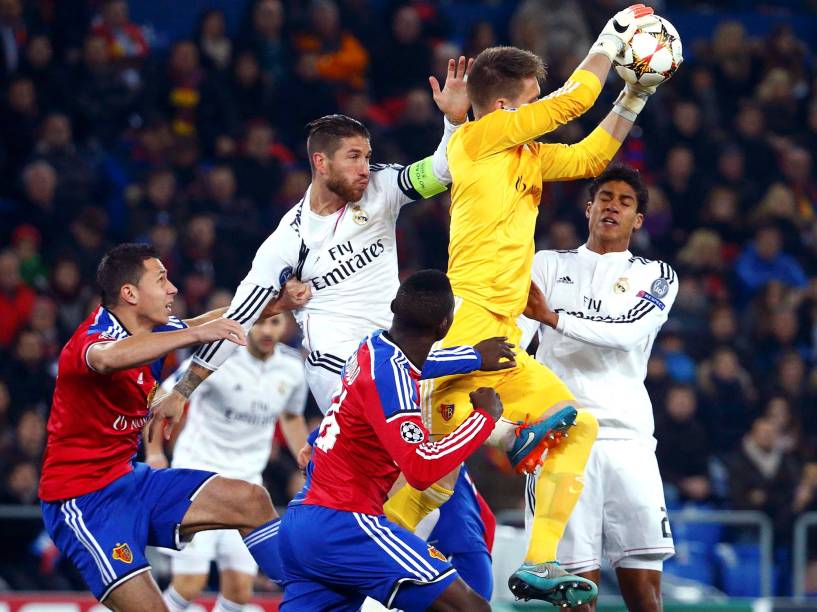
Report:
422,297,575,435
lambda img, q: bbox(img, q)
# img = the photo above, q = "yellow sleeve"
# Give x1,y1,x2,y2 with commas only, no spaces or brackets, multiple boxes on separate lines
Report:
458,69,602,160
538,125,622,182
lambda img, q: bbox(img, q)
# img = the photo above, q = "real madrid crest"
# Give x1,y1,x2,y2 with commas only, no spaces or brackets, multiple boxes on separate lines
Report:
352,206,369,225
613,277,629,294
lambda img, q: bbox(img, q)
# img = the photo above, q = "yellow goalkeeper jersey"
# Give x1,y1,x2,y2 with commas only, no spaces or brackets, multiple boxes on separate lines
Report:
447,69,622,318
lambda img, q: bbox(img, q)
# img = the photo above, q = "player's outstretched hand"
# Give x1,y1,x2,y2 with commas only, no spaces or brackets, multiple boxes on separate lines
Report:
470,387,503,422
297,443,312,471
146,390,186,442
474,336,516,371
192,318,247,345
429,55,474,125
261,279,312,318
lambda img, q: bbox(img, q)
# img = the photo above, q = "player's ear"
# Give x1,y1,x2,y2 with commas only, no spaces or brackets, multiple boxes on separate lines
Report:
312,151,327,175
390,299,397,315
633,212,644,230
585,201,592,219
120,283,138,306
436,314,453,341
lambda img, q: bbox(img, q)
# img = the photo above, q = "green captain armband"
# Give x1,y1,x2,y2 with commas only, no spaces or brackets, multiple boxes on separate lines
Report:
402,156,448,200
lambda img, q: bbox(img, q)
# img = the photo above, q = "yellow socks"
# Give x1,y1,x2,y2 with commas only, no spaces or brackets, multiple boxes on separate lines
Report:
384,482,454,531
526,410,598,563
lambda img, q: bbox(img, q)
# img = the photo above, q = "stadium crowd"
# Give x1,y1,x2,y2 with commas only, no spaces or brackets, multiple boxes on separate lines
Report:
1,0,817,597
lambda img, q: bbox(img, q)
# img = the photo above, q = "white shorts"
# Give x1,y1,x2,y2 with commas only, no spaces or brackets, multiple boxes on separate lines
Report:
167,528,257,576
305,346,356,414
527,439,675,573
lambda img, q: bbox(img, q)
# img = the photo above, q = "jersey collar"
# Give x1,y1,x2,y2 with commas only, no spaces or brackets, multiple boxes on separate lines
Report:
377,330,422,376
578,243,632,260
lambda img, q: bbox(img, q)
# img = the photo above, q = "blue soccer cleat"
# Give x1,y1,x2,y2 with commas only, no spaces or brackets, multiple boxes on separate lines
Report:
507,406,577,474
508,562,598,607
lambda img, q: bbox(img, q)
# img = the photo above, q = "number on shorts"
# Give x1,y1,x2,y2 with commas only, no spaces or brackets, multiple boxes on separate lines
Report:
315,388,346,452
660,506,672,538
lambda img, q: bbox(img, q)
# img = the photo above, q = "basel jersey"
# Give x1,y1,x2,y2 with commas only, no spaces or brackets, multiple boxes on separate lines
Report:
39,307,186,501
292,330,494,515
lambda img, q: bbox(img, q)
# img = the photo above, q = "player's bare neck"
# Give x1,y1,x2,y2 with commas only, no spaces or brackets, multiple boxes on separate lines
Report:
310,181,346,216
586,236,630,256
108,306,151,335
384,328,429,371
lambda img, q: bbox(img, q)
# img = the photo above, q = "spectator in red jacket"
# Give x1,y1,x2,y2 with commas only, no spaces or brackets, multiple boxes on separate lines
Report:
0,249,35,349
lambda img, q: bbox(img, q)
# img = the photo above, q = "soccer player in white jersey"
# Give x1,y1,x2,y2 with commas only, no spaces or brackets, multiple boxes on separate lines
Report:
519,165,678,611
145,314,308,612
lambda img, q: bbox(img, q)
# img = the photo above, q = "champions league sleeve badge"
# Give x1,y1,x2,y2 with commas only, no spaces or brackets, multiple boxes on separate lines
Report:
650,277,669,298
352,205,369,225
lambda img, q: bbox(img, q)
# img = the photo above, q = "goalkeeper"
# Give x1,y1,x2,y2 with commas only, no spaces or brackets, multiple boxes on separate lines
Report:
384,3,665,606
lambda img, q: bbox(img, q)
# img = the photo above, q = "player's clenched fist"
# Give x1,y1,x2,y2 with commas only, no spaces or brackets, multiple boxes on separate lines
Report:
474,336,517,371
470,387,503,422
260,278,312,318
191,317,247,345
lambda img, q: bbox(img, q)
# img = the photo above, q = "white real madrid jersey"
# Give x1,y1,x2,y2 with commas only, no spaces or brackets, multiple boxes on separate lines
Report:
163,345,307,483
519,244,678,446
192,118,458,374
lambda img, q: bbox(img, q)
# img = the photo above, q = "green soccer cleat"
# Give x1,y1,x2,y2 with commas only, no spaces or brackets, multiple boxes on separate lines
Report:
507,406,577,475
508,562,598,608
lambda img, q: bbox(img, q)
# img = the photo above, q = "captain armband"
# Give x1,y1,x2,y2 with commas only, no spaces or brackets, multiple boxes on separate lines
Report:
401,156,449,200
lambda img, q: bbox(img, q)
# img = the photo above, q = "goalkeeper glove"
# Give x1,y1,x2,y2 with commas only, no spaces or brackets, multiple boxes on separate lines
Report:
612,82,657,122
591,3,657,62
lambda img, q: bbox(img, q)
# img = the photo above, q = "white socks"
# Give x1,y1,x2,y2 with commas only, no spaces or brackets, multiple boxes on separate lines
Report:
485,416,518,450
163,585,191,612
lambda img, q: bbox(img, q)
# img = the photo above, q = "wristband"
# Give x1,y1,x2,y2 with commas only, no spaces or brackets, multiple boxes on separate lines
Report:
612,87,648,122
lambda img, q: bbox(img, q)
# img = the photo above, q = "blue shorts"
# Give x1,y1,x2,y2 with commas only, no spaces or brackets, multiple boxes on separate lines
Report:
41,462,216,601
279,504,458,611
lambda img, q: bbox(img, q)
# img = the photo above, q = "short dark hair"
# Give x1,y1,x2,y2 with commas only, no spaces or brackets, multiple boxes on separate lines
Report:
588,164,649,215
97,243,158,308
467,46,546,114
305,114,370,164
391,270,454,331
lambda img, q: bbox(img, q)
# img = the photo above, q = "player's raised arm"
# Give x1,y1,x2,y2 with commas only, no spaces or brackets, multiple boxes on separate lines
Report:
458,5,656,161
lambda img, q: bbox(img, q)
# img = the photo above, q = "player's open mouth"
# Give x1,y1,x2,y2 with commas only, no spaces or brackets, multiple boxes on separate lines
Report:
601,217,618,226
165,303,173,312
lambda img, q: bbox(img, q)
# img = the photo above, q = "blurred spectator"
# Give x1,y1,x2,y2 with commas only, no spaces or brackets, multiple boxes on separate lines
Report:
195,9,232,73
764,394,802,454
780,147,817,224
0,0,26,78
1,329,53,417
48,257,93,341
1,77,39,179
372,6,431,100
20,35,65,114
698,346,758,451
90,0,148,68
10,225,47,291
387,88,439,163
0,249,35,349
510,0,590,68
232,120,284,209
72,33,134,145
242,0,289,88
655,384,712,503
727,416,812,539
734,225,807,304
128,168,186,236
293,0,368,91
33,113,99,207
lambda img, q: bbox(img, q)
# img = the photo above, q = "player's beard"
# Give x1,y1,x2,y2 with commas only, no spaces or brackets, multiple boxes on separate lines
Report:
326,173,365,203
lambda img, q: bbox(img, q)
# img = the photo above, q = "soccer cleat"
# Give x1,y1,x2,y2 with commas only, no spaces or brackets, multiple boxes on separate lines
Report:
509,562,598,607
507,406,577,474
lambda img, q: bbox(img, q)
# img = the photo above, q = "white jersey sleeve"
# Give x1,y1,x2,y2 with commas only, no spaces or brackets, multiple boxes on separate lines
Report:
192,215,301,372
372,116,459,219
555,261,678,351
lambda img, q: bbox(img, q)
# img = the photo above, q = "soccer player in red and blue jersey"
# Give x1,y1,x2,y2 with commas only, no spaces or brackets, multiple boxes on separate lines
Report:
39,244,294,610
280,270,503,611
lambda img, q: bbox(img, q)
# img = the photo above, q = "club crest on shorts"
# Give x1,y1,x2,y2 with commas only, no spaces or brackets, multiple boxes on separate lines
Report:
438,403,455,422
400,421,425,443
352,206,369,225
613,277,629,294
427,545,447,561
112,543,133,564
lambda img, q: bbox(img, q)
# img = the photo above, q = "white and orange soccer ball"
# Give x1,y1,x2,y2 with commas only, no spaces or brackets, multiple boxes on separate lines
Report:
614,15,683,87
